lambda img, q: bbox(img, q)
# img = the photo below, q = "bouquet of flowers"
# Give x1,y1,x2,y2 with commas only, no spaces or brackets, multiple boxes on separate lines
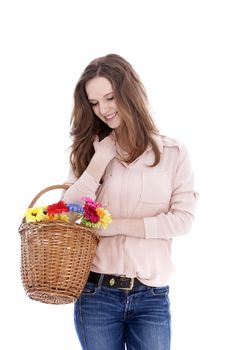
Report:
24,196,112,229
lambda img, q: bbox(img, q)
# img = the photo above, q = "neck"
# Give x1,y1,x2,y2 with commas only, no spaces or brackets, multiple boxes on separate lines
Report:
113,127,131,156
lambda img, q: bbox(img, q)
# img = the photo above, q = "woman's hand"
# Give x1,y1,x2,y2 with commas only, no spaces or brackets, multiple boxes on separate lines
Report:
83,133,116,183
93,134,117,162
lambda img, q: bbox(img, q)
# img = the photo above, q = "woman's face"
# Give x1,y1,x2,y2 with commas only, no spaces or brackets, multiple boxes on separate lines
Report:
85,76,121,129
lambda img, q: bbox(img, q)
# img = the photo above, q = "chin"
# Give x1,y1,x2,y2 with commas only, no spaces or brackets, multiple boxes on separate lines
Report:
110,118,121,129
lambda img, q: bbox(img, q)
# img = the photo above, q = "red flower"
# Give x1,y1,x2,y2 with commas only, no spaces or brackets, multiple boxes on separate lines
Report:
47,201,69,216
83,203,100,223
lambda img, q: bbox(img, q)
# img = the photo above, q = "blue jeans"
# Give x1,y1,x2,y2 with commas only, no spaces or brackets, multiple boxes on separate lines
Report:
74,281,171,350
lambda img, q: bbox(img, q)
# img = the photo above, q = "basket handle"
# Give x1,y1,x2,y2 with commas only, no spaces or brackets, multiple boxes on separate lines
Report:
28,184,70,208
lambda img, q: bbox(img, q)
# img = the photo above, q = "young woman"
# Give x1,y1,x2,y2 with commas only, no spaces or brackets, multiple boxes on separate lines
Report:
63,53,198,350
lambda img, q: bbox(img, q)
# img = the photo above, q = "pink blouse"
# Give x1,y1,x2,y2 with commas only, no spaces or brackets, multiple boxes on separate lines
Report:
63,134,198,287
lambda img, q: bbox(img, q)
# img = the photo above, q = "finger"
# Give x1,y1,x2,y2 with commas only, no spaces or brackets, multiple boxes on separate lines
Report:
109,131,117,141
93,135,99,144
93,135,99,149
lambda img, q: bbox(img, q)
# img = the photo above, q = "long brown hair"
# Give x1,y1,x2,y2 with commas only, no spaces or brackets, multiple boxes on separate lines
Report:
70,53,160,177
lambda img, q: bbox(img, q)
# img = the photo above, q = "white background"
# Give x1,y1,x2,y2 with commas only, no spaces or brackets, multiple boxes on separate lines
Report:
0,0,233,349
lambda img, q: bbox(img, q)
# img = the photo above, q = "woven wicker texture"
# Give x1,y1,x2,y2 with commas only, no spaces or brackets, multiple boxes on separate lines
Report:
18,185,99,304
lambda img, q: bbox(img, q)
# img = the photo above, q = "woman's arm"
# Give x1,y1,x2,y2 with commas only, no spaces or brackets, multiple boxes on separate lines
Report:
63,135,116,203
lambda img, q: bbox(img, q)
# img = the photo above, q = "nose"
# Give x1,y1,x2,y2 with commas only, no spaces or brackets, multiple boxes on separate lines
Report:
99,102,109,116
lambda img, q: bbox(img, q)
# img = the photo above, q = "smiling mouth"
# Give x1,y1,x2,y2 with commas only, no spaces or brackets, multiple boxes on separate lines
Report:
105,112,117,121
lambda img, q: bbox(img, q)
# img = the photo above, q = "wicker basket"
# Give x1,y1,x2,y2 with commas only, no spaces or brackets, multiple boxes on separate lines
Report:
18,184,99,305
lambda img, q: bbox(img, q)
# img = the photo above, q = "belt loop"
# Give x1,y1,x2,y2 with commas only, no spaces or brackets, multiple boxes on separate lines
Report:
98,274,105,287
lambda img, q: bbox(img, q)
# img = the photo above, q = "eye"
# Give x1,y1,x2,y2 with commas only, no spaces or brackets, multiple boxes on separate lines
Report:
90,102,98,107
107,96,114,101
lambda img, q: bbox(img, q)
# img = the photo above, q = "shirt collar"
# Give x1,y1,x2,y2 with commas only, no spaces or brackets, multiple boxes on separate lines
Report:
116,133,164,167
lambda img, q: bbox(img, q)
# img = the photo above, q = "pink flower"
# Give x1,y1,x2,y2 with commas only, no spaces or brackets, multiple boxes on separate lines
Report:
82,196,101,208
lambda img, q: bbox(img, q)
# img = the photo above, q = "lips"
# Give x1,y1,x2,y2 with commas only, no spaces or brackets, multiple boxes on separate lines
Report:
105,112,117,121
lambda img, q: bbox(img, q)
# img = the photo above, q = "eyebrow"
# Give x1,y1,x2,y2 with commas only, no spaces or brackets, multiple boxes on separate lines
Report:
88,91,113,101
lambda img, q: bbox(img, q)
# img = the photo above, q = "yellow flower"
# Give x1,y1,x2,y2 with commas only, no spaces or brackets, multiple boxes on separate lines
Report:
24,207,47,223
47,213,58,221
46,213,69,222
59,214,69,222
96,208,112,229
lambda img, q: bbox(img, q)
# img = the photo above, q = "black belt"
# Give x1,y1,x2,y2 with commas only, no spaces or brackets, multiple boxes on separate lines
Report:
87,271,143,291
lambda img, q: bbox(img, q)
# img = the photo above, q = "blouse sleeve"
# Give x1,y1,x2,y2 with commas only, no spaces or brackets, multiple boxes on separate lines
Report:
143,144,199,240
62,167,100,203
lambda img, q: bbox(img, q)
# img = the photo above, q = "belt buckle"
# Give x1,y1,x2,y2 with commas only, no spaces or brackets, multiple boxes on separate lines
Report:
120,277,134,291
